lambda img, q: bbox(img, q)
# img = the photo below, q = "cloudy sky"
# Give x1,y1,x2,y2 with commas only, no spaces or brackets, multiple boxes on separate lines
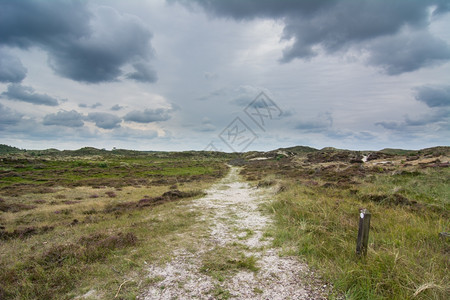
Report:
0,0,449,151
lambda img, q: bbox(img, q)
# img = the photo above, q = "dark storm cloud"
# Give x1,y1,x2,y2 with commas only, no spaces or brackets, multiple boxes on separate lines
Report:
0,49,27,83
171,0,333,19
124,108,172,123
0,0,156,83
43,110,84,127
1,83,59,106
85,112,121,129
178,0,450,74
0,0,90,48
367,31,450,75
125,63,158,83
415,85,450,107
0,103,23,129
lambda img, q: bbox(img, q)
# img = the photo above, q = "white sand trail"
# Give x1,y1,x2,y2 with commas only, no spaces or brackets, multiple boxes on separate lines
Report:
139,167,331,300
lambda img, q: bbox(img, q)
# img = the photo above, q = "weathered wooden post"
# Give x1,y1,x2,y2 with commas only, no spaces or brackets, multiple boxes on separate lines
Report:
356,208,371,257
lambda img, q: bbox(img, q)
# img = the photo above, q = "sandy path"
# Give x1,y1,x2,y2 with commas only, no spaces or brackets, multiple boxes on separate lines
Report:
139,167,331,299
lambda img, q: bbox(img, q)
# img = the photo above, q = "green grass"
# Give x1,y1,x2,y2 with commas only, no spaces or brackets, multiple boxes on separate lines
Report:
200,244,259,282
211,285,232,299
0,192,210,299
0,152,230,195
265,166,449,299
0,152,229,299
2,146,448,299
359,168,449,209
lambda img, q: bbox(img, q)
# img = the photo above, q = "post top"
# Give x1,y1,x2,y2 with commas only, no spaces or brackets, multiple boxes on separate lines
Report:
359,208,370,215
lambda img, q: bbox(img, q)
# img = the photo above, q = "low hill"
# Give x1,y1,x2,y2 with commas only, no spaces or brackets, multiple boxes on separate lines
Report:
277,145,318,154
417,146,450,156
0,144,22,154
379,148,417,155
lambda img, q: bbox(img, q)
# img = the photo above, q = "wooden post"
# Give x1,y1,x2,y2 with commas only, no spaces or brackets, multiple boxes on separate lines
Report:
356,209,371,257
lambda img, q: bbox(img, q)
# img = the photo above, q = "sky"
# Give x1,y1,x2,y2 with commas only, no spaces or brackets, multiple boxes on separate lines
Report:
0,0,449,152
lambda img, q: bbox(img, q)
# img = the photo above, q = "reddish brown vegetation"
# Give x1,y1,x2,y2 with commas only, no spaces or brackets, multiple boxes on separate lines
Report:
0,225,54,240
104,189,205,214
0,198,36,212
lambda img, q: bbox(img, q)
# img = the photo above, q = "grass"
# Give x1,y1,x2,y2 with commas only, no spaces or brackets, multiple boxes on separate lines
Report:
1,146,447,299
0,152,230,299
200,244,259,282
211,284,232,299
0,191,208,299
0,152,229,195
236,228,255,241
253,157,449,299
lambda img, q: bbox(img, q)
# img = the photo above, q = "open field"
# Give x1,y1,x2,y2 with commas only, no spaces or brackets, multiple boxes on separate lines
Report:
0,145,448,299
0,148,231,299
241,146,449,299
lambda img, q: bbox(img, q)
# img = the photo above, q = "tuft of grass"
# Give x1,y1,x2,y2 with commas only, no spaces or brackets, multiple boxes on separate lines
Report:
211,285,232,299
200,245,259,282
236,228,255,241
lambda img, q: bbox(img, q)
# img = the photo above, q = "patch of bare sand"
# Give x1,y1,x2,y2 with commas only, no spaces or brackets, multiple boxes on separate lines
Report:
139,167,332,299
